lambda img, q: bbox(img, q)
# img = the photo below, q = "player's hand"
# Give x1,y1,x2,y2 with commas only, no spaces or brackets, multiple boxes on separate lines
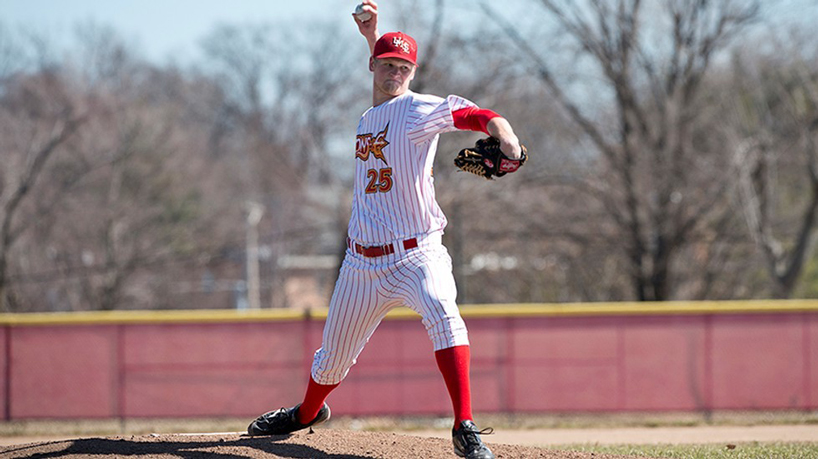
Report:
486,117,523,160
353,0,379,41
499,135,523,160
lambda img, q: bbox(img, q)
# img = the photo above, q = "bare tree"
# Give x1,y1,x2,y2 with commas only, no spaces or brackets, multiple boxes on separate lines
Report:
725,41,818,298
200,22,369,308
0,70,86,311
2,24,240,312
483,0,760,300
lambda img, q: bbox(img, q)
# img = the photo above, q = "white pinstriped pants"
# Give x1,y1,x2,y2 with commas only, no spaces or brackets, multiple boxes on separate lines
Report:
311,232,469,385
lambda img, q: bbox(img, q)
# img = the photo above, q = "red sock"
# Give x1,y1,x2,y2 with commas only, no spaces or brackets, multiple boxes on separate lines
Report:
435,345,473,428
296,377,339,424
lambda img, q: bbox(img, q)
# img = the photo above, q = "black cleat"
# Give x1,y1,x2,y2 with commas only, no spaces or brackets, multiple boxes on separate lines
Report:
452,420,495,459
247,403,330,436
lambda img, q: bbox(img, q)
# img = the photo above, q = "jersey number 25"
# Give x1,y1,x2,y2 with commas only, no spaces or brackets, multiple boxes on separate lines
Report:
365,167,393,194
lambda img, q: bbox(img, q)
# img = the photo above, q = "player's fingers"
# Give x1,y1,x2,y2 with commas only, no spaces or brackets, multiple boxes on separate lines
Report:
353,2,378,25
362,0,378,18
354,16,375,29
361,5,377,17
499,138,522,159
357,0,377,14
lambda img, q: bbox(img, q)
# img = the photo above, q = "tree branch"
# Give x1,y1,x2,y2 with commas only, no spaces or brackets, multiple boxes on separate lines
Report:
480,1,618,161
2,113,86,252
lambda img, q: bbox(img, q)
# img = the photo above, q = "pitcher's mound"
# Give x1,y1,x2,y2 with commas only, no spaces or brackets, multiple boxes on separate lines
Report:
0,429,645,458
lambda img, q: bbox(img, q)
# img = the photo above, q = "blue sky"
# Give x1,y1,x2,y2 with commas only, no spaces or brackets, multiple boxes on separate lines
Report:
0,0,377,62
2,0,817,64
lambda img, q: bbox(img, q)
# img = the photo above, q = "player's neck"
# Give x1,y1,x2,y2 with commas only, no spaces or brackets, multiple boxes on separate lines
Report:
373,88,408,106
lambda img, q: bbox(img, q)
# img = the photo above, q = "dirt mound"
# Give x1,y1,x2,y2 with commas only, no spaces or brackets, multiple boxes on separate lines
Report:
0,430,644,458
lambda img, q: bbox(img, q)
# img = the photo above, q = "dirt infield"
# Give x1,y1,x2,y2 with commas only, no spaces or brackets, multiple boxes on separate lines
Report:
0,430,640,459
2,412,817,458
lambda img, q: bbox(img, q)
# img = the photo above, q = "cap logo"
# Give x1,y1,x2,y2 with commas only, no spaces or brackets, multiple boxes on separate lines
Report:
392,36,411,54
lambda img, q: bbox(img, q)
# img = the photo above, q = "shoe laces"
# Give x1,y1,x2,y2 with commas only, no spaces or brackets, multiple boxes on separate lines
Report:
460,424,494,449
262,407,290,423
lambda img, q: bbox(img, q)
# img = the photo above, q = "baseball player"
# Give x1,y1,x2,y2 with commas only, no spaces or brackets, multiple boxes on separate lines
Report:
248,2,523,458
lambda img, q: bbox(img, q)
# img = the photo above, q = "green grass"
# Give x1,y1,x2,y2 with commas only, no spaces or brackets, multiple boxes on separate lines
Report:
557,442,818,458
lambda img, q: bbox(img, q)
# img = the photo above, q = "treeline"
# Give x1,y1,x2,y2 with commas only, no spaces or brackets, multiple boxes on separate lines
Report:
1,1,817,312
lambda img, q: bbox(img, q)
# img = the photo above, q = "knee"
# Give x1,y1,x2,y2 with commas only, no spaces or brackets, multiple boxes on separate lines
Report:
427,314,469,351
311,348,354,385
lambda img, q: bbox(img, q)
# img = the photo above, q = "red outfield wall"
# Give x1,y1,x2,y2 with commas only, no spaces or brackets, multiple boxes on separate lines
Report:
1,301,816,420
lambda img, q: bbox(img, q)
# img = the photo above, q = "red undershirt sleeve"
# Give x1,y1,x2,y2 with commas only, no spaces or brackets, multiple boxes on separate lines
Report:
452,107,501,135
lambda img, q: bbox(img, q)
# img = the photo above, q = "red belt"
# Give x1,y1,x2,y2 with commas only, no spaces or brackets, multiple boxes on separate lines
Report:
348,238,418,258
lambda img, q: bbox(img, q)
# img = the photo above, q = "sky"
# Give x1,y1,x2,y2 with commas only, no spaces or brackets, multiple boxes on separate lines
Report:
0,0,377,63
2,0,818,64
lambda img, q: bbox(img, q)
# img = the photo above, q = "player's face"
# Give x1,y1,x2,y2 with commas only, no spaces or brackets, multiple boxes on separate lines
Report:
370,57,416,99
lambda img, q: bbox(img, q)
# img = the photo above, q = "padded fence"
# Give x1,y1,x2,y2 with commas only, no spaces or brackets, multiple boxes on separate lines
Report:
1,301,816,419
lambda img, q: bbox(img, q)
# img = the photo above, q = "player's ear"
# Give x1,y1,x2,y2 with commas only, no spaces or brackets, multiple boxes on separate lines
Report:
369,57,376,72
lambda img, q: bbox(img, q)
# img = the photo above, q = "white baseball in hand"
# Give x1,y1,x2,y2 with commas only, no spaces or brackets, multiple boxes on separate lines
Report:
354,3,372,22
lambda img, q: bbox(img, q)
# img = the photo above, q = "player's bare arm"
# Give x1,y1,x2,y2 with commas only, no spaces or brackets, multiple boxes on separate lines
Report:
353,1,380,54
486,117,523,159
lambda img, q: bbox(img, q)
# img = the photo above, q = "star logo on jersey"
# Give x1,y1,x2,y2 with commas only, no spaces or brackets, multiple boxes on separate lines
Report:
355,123,390,165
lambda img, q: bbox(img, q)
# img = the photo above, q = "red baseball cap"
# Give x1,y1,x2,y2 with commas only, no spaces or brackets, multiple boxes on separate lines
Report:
373,31,418,65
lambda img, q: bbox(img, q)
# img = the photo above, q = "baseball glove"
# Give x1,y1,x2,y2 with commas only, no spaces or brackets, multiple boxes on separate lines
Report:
453,136,527,180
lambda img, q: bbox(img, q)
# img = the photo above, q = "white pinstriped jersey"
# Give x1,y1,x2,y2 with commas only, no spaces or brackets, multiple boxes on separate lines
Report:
349,91,477,245
309,90,477,385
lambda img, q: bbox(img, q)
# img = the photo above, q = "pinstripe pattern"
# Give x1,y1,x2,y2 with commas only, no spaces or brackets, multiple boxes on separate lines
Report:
311,235,468,385
349,91,477,245
310,91,475,385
